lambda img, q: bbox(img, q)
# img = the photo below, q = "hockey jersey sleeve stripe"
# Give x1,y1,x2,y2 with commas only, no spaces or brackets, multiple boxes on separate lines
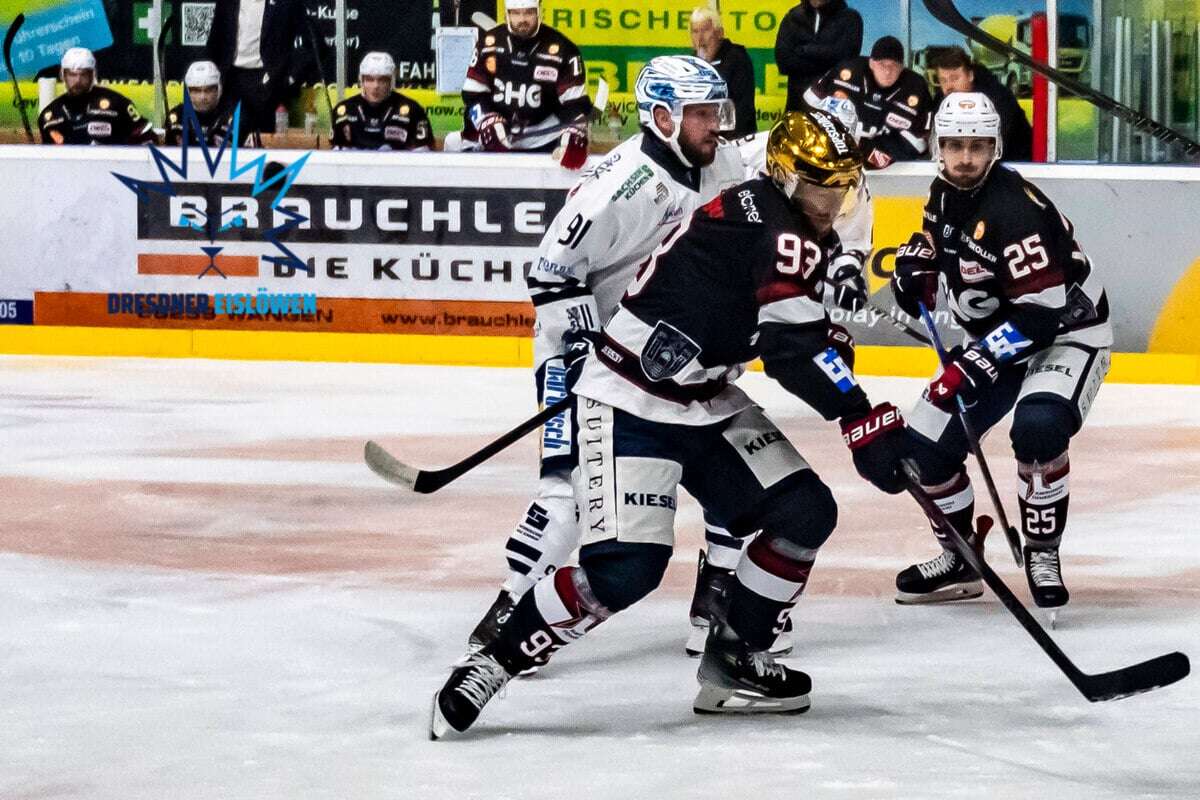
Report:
757,294,827,327
900,129,928,153
462,76,491,93
559,84,587,102
530,285,594,307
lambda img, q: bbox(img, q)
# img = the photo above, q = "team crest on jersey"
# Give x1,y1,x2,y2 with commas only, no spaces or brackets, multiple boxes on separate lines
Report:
973,220,986,239
486,56,497,73
99,98,110,110
485,35,495,45
641,321,702,382
908,95,919,107
549,43,560,54
654,182,669,204
840,68,852,80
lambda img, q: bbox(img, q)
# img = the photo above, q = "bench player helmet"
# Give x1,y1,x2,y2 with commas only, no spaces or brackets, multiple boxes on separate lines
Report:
635,55,735,167
505,0,541,37
932,92,1002,186
766,110,863,231
61,47,96,73
812,95,861,143
359,51,396,82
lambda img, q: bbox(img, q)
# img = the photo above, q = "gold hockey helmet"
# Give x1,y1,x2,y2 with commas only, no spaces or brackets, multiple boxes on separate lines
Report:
766,110,863,232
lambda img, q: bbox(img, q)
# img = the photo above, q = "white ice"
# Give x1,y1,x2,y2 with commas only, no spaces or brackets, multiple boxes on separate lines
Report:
0,356,1197,799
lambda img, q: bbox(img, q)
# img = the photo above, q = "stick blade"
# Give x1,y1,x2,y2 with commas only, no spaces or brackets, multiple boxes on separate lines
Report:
363,440,419,490
1081,651,1190,702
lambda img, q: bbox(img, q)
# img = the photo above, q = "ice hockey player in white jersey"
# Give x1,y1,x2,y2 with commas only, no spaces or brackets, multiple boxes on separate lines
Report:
463,55,751,659
430,109,911,737
888,93,1112,608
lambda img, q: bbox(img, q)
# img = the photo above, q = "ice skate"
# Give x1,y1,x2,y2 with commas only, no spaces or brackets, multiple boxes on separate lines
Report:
895,517,991,605
694,622,811,715
1024,544,1069,629
429,652,511,740
467,589,515,653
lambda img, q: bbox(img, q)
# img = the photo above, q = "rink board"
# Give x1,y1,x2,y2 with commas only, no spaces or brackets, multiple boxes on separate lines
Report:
1,147,1199,381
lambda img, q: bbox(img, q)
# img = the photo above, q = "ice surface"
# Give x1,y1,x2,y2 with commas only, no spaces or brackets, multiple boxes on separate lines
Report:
1,356,1197,799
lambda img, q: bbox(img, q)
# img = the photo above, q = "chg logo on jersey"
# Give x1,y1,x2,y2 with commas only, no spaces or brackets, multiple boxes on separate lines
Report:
640,321,701,381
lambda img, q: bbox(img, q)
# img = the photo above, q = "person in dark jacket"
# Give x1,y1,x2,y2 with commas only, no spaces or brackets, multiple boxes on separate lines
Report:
932,47,1033,161
775,0,863,112
690,6,757,137
205,0,313,136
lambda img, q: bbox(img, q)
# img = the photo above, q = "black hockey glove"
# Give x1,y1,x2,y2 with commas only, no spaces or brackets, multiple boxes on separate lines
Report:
827,322,856,371
926,344,1000,412
840,402,909,494
823,253,868,312
891,232,939,318
562,329,599,392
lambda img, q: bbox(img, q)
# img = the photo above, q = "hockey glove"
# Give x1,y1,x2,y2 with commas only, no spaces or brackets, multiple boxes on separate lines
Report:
823,252,868,312
555,126,589,170
891,231,939,318
925,345,1001,412
827,323,856,371
840,402,908,494
477,113,510,151
562,329,599,392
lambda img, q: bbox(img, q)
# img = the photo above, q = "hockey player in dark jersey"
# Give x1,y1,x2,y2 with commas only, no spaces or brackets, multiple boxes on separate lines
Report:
458,0,591,168
889,92,1112,609
165,61,233,147
39,48,156,146
331,52,433,151
803,35,934,169
429,110,910,738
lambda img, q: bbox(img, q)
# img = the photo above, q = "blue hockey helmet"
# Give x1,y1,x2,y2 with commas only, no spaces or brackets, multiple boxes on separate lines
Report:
635,55,735,165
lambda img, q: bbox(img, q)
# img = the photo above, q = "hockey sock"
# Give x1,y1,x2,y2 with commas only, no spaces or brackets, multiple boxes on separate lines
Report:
704,520,748,570
489,566,611,675
1017,453,1070,548
924,469,975,547
727,535,815,651
501,488,578,598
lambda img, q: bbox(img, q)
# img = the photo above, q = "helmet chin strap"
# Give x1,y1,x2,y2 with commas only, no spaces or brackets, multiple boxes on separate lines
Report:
651,108,694,168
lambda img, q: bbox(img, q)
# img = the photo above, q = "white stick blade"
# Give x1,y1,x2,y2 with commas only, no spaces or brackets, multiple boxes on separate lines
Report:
364,440,419,490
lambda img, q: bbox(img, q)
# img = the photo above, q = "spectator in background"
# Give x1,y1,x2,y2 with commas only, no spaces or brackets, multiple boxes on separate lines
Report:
690,6,756,138
331,52,434,151
205,0,312,137
166,61,233,146
804,36,934,169
39,47,156,145
775,0,863,112
932,47,1033,161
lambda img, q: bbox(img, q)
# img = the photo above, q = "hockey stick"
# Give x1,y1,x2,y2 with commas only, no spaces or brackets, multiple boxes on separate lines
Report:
153,2,178,126
917,301,1024,568
862,300,931,346
901,460,1190,701
922,0,1200,157
365,396,572,493
3,13,34,143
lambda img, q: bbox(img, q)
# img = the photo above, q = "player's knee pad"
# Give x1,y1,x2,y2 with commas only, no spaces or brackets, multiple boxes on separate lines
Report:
743,471,838,551
578,540,673,612
1010,399,1074,464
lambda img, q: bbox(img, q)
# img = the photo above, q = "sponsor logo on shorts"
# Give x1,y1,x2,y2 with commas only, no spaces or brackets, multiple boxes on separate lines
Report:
622,492,676,509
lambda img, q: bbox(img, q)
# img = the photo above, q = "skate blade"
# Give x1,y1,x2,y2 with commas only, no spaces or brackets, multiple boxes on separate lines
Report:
685,624,708,657
693,684,810,715
429,691,453,741
769,631,793,657
895,580,983,605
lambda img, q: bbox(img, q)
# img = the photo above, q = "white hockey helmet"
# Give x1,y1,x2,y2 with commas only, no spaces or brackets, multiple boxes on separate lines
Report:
812,95,861,143
933,92,1003,183
184,60,221,88
635,55,735,167
359,51,396,81
61,47,96,72
505,0,540,36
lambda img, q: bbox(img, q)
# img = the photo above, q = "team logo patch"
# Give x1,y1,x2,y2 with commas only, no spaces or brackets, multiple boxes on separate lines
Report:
973,220,986,239
549,43,560,54
86,121,112,137
485,35,495,45
486,56,497,73
400,104,409,114
908,95,919,107
44,110,52,120
99,98,110,110
337,104,346,115
534,65,558,82
840,68,852,80
640,321,701,382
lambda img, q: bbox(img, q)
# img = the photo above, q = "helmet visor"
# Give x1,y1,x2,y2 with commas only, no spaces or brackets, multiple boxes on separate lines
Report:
675,97,736,132
794,182,857,231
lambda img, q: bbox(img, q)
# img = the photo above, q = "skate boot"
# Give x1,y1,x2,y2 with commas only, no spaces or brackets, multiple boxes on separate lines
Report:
694,621,811,715
467,589,514,653
1023,544,1069,609
686,551,735,656
429,651,511,740
685,551,794,657
895,517,992,605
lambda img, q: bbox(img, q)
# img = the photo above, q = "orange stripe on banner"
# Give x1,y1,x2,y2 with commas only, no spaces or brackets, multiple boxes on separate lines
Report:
137,253,260,277
33,292,536,337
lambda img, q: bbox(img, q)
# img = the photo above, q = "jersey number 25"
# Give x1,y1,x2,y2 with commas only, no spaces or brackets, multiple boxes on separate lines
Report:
1004,233,1049,280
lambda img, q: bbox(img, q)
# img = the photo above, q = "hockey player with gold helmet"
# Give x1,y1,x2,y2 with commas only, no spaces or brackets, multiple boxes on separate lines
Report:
428,108,910,738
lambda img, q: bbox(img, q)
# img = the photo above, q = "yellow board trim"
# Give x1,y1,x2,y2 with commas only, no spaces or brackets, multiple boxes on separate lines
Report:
1,326,1197,384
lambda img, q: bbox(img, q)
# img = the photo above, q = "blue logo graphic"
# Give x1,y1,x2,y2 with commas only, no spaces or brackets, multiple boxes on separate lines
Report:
111,93,311,277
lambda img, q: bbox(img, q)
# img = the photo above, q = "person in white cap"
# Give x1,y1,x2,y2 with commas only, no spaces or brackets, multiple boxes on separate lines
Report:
39,47,156,145
166,61,233,147
459,0,592,168
331,51,433,151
